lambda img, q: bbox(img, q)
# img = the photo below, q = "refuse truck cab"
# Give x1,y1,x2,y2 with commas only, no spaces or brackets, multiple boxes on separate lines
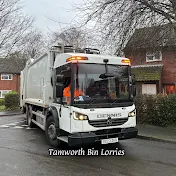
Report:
20,44,138,147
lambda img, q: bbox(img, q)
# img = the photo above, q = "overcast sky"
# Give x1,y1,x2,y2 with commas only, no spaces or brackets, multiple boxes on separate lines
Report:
23,0,83,34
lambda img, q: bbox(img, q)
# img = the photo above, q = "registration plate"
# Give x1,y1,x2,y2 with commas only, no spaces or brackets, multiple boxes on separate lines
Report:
101,137,118,144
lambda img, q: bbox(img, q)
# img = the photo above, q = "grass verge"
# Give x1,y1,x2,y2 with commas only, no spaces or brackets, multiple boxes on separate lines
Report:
0,105,20,112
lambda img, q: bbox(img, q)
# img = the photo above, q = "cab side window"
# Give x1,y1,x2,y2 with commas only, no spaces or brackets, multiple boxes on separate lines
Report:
56,64,71,104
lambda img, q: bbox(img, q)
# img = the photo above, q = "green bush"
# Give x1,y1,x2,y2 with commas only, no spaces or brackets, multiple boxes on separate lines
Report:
152,94,176,127
135,94,176,127
135,94,148,123
4,91,20,109
0,98,4,106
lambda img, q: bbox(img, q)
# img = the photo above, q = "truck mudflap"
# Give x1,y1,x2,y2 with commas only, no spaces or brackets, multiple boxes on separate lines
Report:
68,127,138,147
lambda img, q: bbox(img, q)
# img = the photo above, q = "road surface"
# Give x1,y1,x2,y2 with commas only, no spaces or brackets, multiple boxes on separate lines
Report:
0,114,175,176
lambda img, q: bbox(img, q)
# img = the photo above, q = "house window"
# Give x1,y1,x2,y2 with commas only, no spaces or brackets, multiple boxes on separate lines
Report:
163,85,175,94
146,51,162,62
1,74,13,80
142,84,157,94
0,90,11,98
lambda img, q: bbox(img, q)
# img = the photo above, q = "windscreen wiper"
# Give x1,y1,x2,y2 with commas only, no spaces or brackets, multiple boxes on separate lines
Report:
86,98,101,108
99,73,115,79
110,99,120,106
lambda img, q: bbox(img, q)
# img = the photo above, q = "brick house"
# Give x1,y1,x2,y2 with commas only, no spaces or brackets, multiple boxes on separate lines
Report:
123,24,176,95
0,58,25,98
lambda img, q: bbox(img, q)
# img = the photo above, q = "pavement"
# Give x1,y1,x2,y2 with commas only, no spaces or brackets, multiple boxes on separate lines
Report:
137,124,176,144
0,110,176,144
0,114,176,176
0,110,23,117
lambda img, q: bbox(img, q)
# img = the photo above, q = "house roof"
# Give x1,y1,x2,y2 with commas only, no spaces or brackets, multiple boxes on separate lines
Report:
124,24,176,51
131,64,163,81
0,58,26,74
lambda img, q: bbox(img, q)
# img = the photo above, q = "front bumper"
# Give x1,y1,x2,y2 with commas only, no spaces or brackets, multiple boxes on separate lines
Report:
68,127,138,147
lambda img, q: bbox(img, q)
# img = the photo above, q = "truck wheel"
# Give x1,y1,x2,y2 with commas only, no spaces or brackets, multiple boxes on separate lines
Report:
26,105,35,128
45,116,61,148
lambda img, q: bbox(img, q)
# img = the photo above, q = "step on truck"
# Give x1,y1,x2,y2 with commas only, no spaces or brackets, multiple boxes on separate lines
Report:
20,43,138,147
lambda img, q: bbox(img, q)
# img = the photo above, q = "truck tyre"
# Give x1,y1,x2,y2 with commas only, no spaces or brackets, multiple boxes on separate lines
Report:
45,116,61,148
26,105,35,128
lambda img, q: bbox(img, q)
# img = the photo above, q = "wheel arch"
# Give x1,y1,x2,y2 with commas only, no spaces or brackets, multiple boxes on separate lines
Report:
45,106,60,129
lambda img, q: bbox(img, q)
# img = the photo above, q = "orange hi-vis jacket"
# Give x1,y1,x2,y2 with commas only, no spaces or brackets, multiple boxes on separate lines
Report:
63,85,84,97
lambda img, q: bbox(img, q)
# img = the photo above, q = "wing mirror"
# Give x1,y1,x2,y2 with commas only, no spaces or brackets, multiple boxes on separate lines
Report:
132,85,136,97
56,83,64,98
56,74,64,83
129,73,136,97
132,74,136,84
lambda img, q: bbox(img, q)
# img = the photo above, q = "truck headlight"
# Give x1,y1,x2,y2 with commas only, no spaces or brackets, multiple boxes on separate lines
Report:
128,109,136,117
73,112,88,120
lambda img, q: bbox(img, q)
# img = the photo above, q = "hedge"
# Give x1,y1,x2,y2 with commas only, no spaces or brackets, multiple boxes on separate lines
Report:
0,98,4,106
135,94,176,127
4,91,20,109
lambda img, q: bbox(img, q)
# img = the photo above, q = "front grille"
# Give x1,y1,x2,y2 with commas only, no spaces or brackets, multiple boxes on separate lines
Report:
88,118,128,127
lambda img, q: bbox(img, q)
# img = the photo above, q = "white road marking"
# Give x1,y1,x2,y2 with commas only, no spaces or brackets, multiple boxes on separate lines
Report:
0,125,9,128
21,125,28,127
13,126,24,129
6,123,16,126
0,120,38,130
14,120,25,124
3,120,25,126
26,127,38,130
26,127,31,130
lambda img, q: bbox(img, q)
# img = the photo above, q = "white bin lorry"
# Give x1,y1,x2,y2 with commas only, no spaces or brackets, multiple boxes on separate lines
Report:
20,44,138,147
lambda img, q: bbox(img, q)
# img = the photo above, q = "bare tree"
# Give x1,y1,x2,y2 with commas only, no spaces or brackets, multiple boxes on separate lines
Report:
0,0,34,56
4,28,47,71
6,51,27,70
50,26,97,49
77,0,176,55
18,29,47,60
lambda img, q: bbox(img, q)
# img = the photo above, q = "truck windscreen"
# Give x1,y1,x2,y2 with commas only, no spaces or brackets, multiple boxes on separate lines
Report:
72,63,130,107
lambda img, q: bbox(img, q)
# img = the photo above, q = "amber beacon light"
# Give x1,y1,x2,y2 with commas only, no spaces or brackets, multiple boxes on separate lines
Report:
121,59,131,65
66,56,88,62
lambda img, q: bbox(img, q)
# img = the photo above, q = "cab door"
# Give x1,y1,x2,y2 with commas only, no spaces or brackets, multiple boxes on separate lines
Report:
55,63,72,133
59,104,71,133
